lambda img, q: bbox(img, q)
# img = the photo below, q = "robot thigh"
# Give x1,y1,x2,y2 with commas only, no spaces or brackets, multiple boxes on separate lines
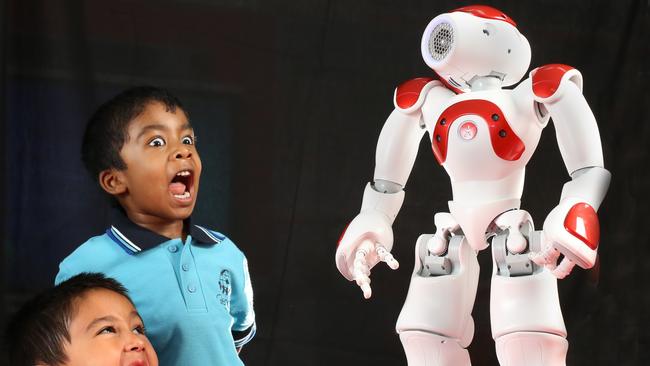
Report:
396,234,480,347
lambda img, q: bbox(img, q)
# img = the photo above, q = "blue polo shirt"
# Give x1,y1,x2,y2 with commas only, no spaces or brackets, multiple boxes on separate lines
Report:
55,209,256,365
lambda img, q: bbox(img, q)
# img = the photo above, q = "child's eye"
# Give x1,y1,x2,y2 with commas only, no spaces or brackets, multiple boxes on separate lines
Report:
148,137,166,147
133,325,146,335
98,326,116,335
181,136,194,145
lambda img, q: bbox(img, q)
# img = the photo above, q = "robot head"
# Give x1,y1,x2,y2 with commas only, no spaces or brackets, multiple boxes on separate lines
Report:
421,5,531,91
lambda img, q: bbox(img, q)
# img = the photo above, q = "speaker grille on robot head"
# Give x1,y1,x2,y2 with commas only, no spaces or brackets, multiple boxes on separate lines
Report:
428,22,454,61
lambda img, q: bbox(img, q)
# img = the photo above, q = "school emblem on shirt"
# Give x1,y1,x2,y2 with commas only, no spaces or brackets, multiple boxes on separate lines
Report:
217,269,232,310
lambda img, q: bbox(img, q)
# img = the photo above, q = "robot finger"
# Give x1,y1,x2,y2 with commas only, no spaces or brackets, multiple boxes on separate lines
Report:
544,248,561,271
353,250,370,276
359,282,372,299
355,263,370,276
528,249,545,266
552,257,575,279
376,245,399,270
354,254,369,271
353,247,373,299
353,270,372,299
530,245,560,267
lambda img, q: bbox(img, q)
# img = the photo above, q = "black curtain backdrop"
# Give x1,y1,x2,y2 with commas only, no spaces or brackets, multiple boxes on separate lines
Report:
2,1,648,365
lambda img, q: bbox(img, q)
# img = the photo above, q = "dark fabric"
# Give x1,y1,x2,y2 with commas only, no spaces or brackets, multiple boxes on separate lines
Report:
2,1,648,365
108,207,220,252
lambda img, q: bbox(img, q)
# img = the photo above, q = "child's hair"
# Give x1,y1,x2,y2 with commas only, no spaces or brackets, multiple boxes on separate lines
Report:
81,86,185,180
4,273,133,366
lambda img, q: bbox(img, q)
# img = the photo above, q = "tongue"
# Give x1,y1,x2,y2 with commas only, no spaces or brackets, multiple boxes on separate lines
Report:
169,182,187,195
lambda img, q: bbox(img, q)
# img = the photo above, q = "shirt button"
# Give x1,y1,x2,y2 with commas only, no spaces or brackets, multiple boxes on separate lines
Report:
168,245,178,253
182,263,190,271
188,284,196,293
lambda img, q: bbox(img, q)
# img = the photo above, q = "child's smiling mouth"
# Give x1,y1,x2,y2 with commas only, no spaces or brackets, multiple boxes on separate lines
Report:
169,169,194,202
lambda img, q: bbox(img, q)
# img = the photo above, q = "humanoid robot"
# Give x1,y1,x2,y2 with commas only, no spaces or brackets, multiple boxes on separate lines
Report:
335,5,610,366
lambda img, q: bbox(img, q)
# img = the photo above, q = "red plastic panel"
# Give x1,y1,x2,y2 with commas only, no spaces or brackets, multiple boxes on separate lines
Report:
454,5,517,27
532,64,575,98
564,203,600,250
395,78,435,109
432,99,525,164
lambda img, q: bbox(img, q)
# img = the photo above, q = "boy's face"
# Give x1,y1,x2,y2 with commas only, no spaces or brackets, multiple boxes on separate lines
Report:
111,102,201,223
63,289,158,366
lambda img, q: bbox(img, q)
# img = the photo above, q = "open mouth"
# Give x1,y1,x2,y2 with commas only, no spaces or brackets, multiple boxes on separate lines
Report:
169,169,194,201
126,360,148,366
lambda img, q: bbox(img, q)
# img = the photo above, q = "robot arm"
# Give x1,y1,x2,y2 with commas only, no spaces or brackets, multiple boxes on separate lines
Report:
528,64,611,278
335,78,441,298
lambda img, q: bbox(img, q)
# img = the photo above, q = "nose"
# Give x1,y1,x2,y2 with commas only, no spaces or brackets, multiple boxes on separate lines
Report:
172,146,192,160
124,333,146,352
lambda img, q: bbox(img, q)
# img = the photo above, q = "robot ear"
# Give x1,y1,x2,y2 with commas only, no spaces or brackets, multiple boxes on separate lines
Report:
426,21,455,64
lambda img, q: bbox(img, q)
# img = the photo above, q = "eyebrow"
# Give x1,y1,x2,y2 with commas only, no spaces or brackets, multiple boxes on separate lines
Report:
136,122,193,140
130,310,142,321
85,315,118,332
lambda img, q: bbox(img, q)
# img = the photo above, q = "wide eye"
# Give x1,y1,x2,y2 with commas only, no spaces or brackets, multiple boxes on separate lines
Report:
148,137,166,147
98,326,116,335
181,136,194,145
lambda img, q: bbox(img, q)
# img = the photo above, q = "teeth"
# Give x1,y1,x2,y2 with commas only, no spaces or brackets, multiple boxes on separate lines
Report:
176,170,191,176
173,191,191,199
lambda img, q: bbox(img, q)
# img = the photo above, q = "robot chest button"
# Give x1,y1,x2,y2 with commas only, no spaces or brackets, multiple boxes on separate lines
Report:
458,121,478,140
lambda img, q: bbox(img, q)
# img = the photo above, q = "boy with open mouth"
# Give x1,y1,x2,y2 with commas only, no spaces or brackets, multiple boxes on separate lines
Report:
55,87,255,365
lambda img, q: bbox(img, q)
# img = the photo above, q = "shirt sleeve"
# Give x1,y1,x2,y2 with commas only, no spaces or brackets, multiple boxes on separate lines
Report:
230,255,256,348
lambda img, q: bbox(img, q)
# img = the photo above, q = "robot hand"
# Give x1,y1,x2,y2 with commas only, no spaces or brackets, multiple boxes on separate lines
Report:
336,211,400,299
531,198,600,279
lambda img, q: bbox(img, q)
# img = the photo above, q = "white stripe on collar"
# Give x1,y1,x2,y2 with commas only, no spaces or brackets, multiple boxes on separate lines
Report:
195,225,223,243
111,226,142,252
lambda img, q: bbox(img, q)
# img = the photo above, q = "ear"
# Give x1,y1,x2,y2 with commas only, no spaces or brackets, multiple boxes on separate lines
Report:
98,169,127,195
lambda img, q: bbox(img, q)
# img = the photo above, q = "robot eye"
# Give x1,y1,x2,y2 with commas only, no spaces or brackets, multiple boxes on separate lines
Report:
428,22,454,61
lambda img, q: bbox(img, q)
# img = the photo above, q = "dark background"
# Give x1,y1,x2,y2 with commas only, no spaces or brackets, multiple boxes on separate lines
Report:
1,0,648,365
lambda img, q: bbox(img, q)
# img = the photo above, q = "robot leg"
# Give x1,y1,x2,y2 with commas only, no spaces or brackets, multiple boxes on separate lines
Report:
396,228,480,366
491,211,568,366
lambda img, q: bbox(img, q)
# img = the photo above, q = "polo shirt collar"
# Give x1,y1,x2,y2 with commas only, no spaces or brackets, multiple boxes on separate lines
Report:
106,207,222,254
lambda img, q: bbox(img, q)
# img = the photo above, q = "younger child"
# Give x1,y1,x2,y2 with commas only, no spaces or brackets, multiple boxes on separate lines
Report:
55,87,255,365
5,272,158,366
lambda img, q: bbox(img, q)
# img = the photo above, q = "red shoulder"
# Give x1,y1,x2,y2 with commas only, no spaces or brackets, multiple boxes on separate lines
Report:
531,64,575,98
395,78,435,109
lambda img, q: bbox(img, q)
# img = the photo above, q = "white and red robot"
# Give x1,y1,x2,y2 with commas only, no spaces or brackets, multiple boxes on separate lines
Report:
335,5,610,366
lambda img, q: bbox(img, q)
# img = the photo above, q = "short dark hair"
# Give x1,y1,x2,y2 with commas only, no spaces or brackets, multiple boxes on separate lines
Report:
4,273,133,366
81,86,185,180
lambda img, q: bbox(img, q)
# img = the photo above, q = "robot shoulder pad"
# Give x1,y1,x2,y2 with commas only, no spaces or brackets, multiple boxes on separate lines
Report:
393,77,442,113
530,64,583,103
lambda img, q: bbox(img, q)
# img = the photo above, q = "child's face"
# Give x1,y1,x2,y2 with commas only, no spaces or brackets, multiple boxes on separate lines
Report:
63,289,158,366
116,102,201,222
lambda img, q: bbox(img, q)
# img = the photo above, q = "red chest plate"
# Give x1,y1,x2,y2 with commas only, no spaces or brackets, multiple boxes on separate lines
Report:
432,100,525,164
